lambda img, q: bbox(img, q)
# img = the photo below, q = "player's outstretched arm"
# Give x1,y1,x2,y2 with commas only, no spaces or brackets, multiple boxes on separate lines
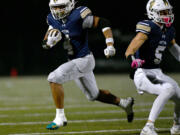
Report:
169,39,180,62
125,32,147,68
93,16,116,58
82,13,115,57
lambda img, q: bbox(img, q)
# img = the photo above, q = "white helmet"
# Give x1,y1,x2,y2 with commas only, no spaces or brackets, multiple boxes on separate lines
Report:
146,0,174,27
49,0,75,20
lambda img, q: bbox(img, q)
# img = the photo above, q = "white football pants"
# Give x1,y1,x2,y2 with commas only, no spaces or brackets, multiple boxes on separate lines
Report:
47,53,99,101
134,68,180,124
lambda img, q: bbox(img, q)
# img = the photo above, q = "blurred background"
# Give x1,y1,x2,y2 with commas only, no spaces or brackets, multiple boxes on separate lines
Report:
1,0,180,76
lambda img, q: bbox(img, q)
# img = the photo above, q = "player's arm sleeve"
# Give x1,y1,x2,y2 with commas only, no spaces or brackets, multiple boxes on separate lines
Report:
81,7,111,29
169,39,180,62
81,7,113,45
80,5,111,29
95,17,114,46
82,15,94,29
80,7,93,29
136,21,151,35
82,15,111,31
93,16,114,45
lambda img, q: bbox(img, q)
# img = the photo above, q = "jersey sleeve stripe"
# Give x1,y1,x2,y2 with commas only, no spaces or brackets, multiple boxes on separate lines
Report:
136,29,149,34
80,8,92,19
136,24,151,33
80,7,88,13
138,22,150,26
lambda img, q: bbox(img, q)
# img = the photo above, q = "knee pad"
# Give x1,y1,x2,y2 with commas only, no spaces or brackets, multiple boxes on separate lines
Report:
47,71,65,83
47,72,57,83
47,69,67,84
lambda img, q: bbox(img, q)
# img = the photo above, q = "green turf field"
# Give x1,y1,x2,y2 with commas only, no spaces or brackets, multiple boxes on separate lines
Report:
0,74,179,135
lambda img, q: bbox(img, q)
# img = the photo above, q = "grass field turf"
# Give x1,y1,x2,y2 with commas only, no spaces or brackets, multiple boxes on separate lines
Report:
0,74,179,135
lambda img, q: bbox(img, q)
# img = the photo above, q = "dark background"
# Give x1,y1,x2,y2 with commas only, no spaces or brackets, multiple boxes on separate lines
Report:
1,0,180,76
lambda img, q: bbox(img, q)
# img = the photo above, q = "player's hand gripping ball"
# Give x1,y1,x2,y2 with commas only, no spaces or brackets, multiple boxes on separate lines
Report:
46,29,62,48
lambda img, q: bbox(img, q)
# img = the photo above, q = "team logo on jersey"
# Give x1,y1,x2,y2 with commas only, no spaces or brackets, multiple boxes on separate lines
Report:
163,0,169,6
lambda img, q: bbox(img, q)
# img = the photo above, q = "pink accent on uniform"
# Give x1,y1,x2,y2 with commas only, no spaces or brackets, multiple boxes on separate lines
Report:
163,17,172,27
131,59,145,69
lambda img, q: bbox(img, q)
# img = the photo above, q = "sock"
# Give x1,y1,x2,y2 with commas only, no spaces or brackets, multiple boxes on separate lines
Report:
119,98,127,109
53,108,65,125
56,108,64,117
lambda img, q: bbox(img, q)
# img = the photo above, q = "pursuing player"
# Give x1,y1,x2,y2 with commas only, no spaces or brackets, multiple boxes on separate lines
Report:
42,0,134,130
125,0,180,135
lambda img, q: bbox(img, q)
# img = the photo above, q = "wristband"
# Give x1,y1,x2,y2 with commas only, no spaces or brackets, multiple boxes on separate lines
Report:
106,38,114,44
127,55,135,64
102,27,110,32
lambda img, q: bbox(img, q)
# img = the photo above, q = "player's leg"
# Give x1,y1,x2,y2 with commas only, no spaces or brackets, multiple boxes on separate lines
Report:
141,84,175,135
134,69,176,135
97,89,134,123
75,71,134,122
170,87,180,134
50,82,64,109
156,71,180,135
171,98,180,135
147,82,175,122
46,82,67,130
46,60,85,130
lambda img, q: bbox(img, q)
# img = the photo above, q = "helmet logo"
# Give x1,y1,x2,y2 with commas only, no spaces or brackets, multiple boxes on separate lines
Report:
163,0,169,6
53,0,57,2
149,0,155,10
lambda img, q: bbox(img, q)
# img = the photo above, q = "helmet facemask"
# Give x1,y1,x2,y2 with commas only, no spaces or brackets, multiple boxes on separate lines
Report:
155,9,174,27
146,0,174,27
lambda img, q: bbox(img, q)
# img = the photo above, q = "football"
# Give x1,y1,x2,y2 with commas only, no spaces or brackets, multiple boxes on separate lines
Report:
44,28,61,41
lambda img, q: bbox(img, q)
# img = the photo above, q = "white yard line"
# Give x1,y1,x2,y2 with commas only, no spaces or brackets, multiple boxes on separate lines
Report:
9,128,170,135
0,117,173,126
0,108,172,118
0,102,173,111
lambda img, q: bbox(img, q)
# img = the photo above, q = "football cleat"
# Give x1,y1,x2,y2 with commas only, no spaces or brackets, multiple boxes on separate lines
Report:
46,115,67,130
46,121,67,130
140,124,158,135
120,97,134,122
46,122,60,130
170,125,180,135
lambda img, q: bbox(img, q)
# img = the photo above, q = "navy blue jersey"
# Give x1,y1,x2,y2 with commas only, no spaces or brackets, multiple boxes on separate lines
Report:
135,20,175,68
47,6,92,59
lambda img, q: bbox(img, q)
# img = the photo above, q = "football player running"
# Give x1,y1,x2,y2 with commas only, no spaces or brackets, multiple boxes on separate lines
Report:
125,0,180,135
42,0,134,130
